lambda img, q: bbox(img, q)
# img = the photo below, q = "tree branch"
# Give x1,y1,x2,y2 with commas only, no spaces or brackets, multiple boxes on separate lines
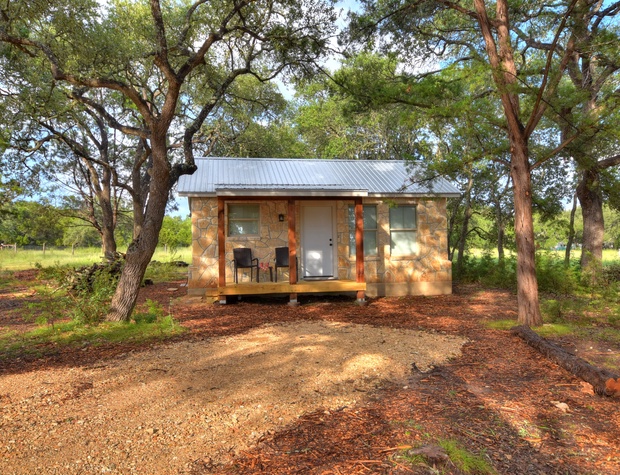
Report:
524,0,578,138
69,91,149,139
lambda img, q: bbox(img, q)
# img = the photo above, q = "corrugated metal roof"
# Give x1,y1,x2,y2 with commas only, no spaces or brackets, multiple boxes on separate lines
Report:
177,158,461,197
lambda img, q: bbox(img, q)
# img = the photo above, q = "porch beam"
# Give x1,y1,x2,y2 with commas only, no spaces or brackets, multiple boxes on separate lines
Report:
354,198,366,302
217,197,226,290
288,199,297,285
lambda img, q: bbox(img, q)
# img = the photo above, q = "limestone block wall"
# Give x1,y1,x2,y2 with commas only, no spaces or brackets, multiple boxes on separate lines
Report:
188,198,289,292
337,198,452,290
188,198,218,292
224,200,289,282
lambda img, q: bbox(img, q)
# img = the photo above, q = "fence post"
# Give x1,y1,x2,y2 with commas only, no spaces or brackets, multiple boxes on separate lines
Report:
43,242,46,255
13,243,17,253
72,243,75,255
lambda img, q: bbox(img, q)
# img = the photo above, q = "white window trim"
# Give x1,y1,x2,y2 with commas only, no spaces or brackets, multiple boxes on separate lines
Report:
389,205,418,257
227,203,261,238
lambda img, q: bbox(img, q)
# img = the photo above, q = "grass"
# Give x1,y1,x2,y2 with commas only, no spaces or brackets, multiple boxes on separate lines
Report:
395,438,495,474
0,246,191,271
485,284,620,349
0,316,185,363
0,248,190,363
463,248,620,265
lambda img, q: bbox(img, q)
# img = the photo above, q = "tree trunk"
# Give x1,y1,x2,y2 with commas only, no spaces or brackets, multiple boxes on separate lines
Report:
107,136,169,322
101,221,117,260
513,325,620,397
511,141,543,326
99,154,117,260
473,0,543,326
99,184,117,260
456,174,474,277
577,168,604,279
564,193,577,267
497,224,505,262
131,139,150,240
495,200,505,263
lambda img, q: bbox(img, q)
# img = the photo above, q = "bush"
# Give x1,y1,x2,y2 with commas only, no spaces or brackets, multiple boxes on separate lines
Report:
535,253,578,294
133,299,166,324
36,258,123,325
457,252,580,294
602,263,620,284
455,253,517,289
70,270,118,324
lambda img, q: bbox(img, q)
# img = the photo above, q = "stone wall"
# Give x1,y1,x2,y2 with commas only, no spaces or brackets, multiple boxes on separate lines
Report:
187,198,218,293
187,197,451,297
337,198,452,296
187,198,289,293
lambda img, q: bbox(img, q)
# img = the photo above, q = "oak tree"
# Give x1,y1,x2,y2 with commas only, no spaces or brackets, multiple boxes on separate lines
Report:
1,0,335,321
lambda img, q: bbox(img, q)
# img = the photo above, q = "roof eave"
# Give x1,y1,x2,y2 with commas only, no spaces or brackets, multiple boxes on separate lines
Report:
368,192,462,198
179,191,461,198
215,189,369,197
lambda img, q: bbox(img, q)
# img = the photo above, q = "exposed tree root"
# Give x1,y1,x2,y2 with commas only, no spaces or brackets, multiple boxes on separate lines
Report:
513,325,620,397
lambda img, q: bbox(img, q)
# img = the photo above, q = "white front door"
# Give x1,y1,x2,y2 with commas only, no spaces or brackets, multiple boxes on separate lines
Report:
301,204,335,278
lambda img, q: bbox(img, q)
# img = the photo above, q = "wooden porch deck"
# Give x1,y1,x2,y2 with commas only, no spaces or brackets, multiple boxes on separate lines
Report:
205,279,365,300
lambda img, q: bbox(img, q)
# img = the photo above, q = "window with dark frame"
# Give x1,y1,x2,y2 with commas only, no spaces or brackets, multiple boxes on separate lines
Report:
348,205,378,257
228,204,260,236
389,205,417,255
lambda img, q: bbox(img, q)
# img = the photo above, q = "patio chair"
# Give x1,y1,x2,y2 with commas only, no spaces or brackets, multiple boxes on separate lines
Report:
233,248,259,283
275,246,290,282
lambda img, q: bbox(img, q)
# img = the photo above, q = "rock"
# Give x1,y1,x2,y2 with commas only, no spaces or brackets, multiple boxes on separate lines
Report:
551,401,570,413
407,444,449,465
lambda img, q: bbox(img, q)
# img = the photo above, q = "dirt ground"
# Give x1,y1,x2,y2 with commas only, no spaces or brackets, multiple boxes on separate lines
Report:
1,271,620,475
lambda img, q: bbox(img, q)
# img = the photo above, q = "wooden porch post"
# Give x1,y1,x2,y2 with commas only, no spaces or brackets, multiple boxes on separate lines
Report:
355,198,366,303
288,199,298,305
217,197,227,304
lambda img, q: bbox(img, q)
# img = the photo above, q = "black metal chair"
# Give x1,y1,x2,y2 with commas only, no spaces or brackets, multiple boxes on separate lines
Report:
233,248,259,283
274,247,290,282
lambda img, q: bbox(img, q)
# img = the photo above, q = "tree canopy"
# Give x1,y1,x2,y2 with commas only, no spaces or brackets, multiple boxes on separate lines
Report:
1,0,337,321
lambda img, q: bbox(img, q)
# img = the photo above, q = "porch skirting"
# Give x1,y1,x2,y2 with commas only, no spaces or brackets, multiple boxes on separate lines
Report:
365,281,452,298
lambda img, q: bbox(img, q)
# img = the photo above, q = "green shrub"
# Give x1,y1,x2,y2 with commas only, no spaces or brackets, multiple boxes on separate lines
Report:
457,252,580,294
34,259,122,325
456,253,517,289
23,290,72,327
602,263,620,284
535,254,578,294
133,299,166,324
540,299,563,323
70,270,118,324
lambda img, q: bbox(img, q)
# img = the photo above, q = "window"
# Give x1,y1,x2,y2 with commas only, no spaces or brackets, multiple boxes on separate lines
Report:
390,205,417,255
348,205,378,257
228,204,260,236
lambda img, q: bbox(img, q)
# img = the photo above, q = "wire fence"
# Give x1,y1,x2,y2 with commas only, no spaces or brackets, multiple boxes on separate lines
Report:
0,243,97,254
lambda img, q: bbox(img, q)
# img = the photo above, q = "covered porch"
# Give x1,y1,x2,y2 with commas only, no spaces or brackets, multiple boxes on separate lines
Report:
213,196,367,305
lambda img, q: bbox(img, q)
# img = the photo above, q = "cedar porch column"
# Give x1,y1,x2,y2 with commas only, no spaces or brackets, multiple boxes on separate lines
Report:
354,198,366,302
288,199,298,305
217,197,226,304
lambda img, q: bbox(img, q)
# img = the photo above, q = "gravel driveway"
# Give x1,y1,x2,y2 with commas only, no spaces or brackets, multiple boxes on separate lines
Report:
0,320,465,475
